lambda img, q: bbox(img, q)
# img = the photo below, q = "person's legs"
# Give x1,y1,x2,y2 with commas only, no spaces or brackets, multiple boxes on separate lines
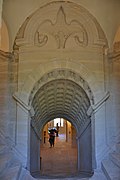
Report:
52,140,54,147
49,138,52,147
53,137,55,147
56,131,58,137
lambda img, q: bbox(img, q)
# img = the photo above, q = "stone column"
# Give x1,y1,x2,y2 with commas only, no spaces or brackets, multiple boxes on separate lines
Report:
77,136,81,172
77,120,93,174
90,110,96,170
13,94,41,171
30,125,40,173
13,93,32,167
93,92,110,168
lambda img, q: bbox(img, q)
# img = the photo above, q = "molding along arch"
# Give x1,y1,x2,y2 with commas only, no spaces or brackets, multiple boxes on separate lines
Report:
15,1,107,48
13,1,108,105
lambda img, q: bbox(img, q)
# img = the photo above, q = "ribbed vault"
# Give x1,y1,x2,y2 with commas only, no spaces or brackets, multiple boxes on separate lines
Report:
31,79,91,134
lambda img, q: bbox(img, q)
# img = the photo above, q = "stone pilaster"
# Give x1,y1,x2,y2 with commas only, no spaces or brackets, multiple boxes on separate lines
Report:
109,41,120,145
0,50,10,137
0,50,17,145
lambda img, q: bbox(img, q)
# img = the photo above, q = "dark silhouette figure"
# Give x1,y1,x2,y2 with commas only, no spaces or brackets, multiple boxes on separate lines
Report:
49,129,55,147
56,123,59,137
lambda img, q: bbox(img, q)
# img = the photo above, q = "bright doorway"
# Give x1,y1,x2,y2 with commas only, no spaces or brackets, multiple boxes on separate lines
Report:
40,119,78,177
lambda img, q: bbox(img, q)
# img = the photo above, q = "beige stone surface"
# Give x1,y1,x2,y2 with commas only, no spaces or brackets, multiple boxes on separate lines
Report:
0,1,120,179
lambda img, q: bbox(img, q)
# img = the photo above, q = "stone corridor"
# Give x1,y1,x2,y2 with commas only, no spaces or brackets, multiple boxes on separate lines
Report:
32,133,107,180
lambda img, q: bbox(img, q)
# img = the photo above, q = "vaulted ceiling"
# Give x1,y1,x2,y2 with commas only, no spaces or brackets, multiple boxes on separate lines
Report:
31,79,90,134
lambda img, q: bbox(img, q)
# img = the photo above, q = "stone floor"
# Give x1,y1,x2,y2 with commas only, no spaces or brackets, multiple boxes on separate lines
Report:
32,134,107,180
40,133,78,177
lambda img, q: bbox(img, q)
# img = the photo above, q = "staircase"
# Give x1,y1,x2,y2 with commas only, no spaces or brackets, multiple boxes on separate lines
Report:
0,141,107,180
0,142,20,179
101,143,120,180
0,133,35,180
0,132,110,180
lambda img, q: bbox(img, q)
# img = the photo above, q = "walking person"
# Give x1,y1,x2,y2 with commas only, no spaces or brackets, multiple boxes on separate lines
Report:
56,123,59,137
49,129,55,147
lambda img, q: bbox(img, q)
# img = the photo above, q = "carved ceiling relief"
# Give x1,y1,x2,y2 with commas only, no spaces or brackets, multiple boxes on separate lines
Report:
29,77,92,132
34,6,88,49
28,69,94,106
31,79,90,132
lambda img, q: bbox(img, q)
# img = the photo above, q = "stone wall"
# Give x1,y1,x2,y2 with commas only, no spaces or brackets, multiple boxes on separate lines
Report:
11,1,109,170
106,41,120,147
1,1,120,177
3,0,120,50
0,50,10,137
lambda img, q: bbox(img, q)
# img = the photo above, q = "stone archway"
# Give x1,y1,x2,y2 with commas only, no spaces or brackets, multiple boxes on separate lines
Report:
40,119,78,177
12,0,109,176
29,77,93,177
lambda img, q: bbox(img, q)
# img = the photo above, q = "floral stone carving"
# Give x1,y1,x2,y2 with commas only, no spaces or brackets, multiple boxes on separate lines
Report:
35,6,88,48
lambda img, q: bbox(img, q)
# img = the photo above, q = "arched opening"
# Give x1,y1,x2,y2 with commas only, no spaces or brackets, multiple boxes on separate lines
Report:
40,119,78,177
11,0,109,177
29,79,94,178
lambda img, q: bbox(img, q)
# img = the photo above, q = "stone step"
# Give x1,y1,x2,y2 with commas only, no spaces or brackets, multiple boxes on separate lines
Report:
33,172,91,180
116,144,120,153
89,169,107,180
101,159,120,180
19,168,36,180
0,144,9,154
0,165,22,180
18,168,27,180
110,152,120,168
0,144,6,153
0,152,13,174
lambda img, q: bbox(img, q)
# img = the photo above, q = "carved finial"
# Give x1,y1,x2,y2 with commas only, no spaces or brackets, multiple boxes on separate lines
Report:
56,6,66,25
